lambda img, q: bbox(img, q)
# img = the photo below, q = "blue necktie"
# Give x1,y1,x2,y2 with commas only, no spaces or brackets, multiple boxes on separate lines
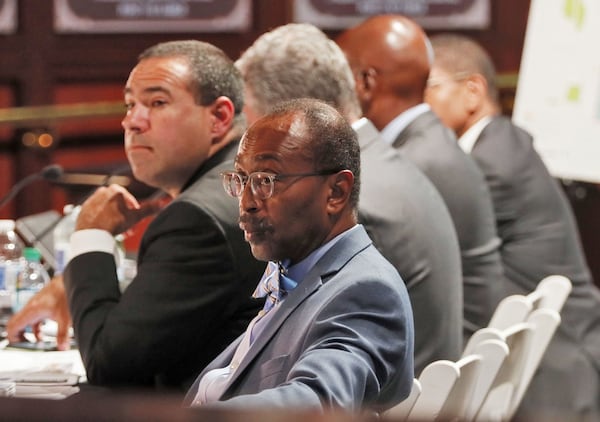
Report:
253,261,297,313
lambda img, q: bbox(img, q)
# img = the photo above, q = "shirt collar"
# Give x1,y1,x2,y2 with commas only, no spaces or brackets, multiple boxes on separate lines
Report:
458,116,493,154
285,224,361,285
380,103,431,145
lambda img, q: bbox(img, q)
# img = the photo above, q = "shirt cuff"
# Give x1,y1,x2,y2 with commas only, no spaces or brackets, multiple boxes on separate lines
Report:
69,229,116,263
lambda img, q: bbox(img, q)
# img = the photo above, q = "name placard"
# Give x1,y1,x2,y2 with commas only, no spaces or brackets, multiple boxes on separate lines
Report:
0,0,17,34
293,0,490,30
54,0,251,33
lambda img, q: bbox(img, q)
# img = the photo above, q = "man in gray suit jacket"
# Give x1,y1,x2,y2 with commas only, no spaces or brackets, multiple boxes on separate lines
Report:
235,23,463,375
426,33,600,420
185,98,414,413
337,15,505,337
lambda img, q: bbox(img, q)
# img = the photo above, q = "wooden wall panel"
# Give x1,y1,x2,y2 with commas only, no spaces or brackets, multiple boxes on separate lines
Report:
53,83,124,138
0,85,15,142
0,153,15,219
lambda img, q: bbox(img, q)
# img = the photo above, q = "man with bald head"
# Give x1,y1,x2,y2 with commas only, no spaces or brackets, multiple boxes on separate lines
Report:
337,15,505,337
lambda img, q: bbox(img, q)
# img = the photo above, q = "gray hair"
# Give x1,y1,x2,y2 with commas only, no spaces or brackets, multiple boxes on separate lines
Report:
235,23,362,122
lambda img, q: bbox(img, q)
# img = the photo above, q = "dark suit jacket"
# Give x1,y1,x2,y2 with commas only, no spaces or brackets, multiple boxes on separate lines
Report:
185,226,414,413
356,118,462,374
472,115,600,418
392,109,505,336
64,142,265,391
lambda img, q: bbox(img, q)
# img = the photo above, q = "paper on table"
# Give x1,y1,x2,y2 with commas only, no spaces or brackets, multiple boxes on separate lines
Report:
0,349,85,399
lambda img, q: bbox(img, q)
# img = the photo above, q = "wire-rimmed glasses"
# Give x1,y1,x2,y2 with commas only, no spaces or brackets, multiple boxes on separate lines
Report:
221,170,339,200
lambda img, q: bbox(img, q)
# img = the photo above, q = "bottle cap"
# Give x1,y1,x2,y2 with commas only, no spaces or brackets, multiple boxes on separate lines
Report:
23,247,42,261
0,219,15,231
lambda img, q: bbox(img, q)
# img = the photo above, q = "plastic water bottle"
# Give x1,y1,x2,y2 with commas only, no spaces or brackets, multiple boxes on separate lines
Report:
0,219,24,319
53,204,80,275
12,247,50,314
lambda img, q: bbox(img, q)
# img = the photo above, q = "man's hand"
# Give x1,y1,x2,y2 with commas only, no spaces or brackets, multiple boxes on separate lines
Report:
6,275,72,351
76,184,162,235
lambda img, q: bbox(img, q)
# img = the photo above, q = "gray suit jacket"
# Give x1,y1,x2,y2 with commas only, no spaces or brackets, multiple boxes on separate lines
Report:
356,118,463,374
472,115,600,418
392,109,505,336
185,225,414,413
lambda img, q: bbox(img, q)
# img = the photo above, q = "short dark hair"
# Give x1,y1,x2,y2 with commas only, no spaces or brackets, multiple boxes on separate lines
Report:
430,34,498,103
269,98,361,209
139,40,244,115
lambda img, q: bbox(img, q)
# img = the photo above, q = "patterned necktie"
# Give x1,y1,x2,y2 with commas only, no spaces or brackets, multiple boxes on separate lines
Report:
253,261,296,314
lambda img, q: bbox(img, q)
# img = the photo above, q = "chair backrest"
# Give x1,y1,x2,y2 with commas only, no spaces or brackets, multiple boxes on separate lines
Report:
532,275,572,313
486,295,532,331
505,308,561,421
462,327,504,357
409,355,481,421
383,378,421,421
475,322,533,422
475,309,561,422
408,359,461,420
462,339,510,422
437,354,486,422
486,275,571,331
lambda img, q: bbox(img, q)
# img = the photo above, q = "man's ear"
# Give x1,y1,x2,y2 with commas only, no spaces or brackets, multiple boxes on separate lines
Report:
355,67,377,104
464,74,487,113
209,96,235,142
326,170,354,214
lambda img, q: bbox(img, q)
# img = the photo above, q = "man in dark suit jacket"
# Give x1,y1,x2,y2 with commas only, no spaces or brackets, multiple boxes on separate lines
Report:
235,22,463,375
426,33,600,420
337,15,505,337
7,41,265,391
185,98,414,412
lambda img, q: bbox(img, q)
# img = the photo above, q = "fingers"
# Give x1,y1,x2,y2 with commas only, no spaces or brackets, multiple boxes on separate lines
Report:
5,276,68,343
77,184,143,233
55,318,72,351
6,303,45,342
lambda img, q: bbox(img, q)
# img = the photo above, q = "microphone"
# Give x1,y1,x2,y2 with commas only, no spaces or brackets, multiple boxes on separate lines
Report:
0,164,64,210
14,163,135,273
54,172,131,187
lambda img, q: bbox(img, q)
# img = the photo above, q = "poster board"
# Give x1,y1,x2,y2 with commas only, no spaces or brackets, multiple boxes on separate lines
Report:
512,0,600,183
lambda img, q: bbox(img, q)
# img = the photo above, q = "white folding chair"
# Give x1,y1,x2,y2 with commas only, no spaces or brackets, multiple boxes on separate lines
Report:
487,294,532,331
475,309,561,422
462,339,510,422
486,275,571,331
531,274,572,313
383,378,421,421
504,308,561,421
409,355,481,421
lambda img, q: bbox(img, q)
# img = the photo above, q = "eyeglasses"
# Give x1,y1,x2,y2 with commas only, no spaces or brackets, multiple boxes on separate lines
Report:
221,170,339,200
426,72,471,89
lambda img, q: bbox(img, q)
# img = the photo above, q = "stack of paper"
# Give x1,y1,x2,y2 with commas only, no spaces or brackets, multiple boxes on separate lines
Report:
0,349,85,399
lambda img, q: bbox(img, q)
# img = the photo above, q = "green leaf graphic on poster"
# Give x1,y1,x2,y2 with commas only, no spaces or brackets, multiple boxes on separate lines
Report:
564,0,585,29
566,85,581,102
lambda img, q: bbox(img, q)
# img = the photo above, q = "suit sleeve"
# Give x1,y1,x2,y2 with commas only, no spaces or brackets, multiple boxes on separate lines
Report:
64,201,252,387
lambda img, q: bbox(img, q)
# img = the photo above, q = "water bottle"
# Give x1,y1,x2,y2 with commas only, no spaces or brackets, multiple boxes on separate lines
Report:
12,247,50,314
53,204,80,275
0,219,24,319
